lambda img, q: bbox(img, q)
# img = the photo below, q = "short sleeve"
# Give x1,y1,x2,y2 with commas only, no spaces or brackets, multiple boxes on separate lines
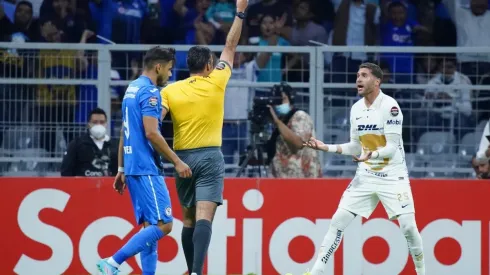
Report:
139,87,161,119
160,87,169,110
290,111,313,141
209,60,232,91
383,101,403,135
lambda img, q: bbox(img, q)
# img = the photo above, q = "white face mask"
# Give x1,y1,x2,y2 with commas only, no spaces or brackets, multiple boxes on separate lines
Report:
89,124,107,140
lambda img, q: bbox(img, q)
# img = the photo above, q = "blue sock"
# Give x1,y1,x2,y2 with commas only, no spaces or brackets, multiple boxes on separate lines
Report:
141,241,157,275
112,225,164,265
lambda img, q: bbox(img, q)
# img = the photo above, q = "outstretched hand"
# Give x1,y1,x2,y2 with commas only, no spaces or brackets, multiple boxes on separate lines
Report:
303,137,325,150
352,151,372,162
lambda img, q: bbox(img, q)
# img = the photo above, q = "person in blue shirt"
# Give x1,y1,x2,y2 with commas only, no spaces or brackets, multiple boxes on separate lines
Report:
256,14,290,83
97,47,192,275
381,1,428,84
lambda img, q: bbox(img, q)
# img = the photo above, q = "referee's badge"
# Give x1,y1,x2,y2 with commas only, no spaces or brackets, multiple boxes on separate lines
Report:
149,97,158,107
216,62,226,70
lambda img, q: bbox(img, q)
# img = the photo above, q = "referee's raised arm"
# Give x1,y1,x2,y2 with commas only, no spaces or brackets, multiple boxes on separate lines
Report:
218,0,248,67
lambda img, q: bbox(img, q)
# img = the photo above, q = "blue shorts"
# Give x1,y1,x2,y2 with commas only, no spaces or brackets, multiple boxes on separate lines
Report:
126,175,173,225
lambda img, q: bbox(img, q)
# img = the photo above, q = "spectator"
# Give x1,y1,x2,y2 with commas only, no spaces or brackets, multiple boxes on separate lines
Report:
61,108,118,177
472,155,490,179
255,15,291,83
277,0,327,82
444,0,490,84
476,118,490,164
39,0,88,43
0,1,40,43
1,0,16,22
330,0,381,83
222,53,258,163
205,0,235,44
245,0,293,44
416,57,475,138
380,0,428,84
89,0,148,79
35,26,93,153
265,83,322,178
414,53,440,84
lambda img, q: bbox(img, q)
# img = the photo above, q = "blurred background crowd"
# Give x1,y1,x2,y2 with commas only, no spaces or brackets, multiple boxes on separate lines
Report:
0,0,490,179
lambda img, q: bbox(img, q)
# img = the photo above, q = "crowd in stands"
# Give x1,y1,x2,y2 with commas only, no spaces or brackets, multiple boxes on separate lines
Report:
1,0,490,174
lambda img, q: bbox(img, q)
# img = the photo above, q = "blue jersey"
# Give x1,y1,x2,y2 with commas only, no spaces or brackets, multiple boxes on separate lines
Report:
381,20,417,74
122,75,163,175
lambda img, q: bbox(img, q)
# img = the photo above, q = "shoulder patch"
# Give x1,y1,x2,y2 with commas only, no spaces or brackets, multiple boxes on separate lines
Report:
216,62,226,70
390,106,399,117
149,96,158,107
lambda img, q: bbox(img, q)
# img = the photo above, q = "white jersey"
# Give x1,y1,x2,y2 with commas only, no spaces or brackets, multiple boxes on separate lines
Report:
350,91,409,183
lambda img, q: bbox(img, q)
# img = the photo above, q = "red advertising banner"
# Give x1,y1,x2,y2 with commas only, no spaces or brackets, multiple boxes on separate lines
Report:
0,177,488,275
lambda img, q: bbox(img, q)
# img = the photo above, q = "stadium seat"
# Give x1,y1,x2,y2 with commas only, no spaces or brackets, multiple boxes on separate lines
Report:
476,120,488,134
458,132,481,158
416,131,456,157
0,126,40,150
425,154,458,178
324,107,349,129
9,148,51,174
323,153,349,177
404,153,426,178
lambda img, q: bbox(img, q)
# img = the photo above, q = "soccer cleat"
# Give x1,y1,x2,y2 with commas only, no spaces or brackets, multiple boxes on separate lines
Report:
96,259,120,275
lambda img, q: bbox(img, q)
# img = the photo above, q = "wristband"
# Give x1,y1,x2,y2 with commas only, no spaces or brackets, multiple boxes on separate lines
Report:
118,167,124,173
326,145,337,153
236,12,246,19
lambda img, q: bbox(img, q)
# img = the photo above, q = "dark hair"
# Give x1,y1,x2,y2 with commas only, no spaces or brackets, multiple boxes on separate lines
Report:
143,46,176,70
17,1,33,11
88,107,107,121
187,46,212,74
388,1,406,10
359,62,384,80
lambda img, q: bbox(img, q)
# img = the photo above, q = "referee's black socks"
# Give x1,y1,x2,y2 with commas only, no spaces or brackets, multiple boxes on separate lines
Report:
192,219,213,275
181,226,195,273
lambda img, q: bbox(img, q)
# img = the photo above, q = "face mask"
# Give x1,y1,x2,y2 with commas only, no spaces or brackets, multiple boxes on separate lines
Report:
89,124,107,140
275,103,291,115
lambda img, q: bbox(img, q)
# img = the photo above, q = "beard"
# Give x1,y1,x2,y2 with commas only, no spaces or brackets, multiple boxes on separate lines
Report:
156,75,166,87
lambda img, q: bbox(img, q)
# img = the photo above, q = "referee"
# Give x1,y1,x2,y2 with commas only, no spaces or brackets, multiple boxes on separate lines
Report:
160,0,248,274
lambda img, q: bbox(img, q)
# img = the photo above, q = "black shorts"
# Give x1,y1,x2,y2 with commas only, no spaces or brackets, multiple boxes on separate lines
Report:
175,147,225,207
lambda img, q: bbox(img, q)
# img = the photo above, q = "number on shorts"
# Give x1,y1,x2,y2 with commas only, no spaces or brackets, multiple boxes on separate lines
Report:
397,192,410,202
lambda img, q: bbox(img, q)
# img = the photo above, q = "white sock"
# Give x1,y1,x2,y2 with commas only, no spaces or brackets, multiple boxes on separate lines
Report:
311,208,356,275
398,214,425,275
107,257,120,268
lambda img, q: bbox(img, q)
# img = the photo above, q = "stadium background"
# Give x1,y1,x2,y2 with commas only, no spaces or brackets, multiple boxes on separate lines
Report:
0,0,489,274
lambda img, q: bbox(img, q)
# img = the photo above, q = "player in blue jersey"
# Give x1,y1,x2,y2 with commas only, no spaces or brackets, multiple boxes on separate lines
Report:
97,46,192,275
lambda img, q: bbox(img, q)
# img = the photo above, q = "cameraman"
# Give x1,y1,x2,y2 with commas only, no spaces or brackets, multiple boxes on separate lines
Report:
265,84,322,178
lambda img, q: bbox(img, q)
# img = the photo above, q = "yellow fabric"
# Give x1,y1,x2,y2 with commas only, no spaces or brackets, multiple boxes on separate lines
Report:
161,61,232,150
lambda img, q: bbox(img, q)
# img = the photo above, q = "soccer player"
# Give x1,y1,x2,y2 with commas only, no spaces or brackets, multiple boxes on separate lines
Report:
159,0,247,274
96,46,192,275
304,63,425,275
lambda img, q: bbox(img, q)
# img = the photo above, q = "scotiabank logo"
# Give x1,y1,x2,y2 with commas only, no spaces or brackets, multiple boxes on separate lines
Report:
9,182,487,275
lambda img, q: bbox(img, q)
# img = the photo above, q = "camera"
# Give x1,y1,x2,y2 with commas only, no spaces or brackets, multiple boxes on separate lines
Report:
248,83,293,130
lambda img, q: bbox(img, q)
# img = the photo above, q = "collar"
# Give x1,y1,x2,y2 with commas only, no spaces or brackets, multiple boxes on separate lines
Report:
364,89,384,110
139,75,155,86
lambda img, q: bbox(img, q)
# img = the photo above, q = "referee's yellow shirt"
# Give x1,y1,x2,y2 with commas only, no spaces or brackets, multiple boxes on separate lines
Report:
161,61,232,150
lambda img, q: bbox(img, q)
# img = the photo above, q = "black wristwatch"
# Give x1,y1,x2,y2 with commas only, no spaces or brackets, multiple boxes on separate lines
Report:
236,12,246,19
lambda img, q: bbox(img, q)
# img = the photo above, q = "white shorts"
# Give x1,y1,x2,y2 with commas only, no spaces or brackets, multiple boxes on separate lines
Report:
338,175,415,220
